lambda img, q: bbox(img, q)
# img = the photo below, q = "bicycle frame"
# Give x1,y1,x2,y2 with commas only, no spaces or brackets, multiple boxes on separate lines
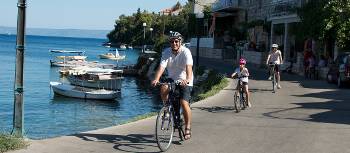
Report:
233,76,247,112
155,81,185,151
269,64,277,93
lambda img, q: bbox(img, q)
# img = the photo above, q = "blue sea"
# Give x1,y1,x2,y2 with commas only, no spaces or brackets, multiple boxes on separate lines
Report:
0,34,162,139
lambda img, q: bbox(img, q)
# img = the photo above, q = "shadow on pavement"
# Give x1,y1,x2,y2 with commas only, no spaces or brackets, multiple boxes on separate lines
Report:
192,106,234,113
264,89,350,125
249,88,273,93
74,133,160,153
293,89,350,125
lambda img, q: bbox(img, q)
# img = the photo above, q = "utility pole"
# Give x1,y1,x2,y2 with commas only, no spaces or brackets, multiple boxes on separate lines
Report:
12,0,26,137
143,22,146,53
195,17,200,69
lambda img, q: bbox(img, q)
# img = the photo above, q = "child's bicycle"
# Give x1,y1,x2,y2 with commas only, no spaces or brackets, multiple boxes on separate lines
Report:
233,75,248,113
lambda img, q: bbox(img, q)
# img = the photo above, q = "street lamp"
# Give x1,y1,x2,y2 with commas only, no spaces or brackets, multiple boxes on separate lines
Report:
149,28,153,42
143,22,147,53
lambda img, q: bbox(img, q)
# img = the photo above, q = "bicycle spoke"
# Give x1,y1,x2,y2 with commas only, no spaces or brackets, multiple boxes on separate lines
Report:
156,107,174,151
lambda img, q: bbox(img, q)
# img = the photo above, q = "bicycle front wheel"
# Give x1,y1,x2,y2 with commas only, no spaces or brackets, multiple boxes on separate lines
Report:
272,73,276,93
155,106,174,152
233,92,241,113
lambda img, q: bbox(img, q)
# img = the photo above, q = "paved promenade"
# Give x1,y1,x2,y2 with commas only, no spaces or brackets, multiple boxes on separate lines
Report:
10,59,350,153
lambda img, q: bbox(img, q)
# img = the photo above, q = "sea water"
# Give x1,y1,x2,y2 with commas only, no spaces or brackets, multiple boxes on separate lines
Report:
0,34,161,139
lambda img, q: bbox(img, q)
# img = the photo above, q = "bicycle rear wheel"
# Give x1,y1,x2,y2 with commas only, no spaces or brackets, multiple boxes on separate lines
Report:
240,92,247,109
177,115,185,141
155,106,174,151
233,92,241,113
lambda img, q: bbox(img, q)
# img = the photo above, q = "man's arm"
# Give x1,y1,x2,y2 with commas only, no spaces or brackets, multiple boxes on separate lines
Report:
183,64,193,86
279,51,283,64
151,66,165,86
266,54,271,65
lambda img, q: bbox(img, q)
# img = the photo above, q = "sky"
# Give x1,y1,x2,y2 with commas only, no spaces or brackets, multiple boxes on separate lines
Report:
0,0,188,30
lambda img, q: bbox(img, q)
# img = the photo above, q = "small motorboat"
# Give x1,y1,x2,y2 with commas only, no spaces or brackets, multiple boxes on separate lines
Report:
50,81,119,100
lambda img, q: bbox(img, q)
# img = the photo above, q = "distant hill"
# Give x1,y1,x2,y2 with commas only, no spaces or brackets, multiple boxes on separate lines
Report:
0,26,110,39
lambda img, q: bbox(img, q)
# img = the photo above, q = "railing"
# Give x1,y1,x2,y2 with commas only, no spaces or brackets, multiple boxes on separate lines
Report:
212,0,241,11
268,0,302,18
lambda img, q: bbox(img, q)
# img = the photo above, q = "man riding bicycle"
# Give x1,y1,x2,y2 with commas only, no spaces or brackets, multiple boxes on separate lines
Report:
151,31,193,140
266,44,283,89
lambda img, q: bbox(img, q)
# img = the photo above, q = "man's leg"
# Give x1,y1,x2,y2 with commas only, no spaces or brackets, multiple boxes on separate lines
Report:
276,72,281,88
268,67,273,80
181,99,191,139
180,86,192,140
160,85,169,104
276,65,282,89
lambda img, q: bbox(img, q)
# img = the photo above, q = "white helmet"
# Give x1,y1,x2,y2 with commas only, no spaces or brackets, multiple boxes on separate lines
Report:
168,31,183,42
272,44,279,48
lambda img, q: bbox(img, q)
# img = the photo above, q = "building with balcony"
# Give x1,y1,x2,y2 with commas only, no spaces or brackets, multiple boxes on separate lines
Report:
191,0,312,72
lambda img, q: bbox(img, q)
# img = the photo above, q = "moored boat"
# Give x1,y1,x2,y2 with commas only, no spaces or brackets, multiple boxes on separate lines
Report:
66,67,123,91
50,81,119,100
50,49,88,67
99,48,126,60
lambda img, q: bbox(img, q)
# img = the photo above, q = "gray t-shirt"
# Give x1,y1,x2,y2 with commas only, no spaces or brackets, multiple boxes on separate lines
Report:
268,50,283,64
160,46,194,86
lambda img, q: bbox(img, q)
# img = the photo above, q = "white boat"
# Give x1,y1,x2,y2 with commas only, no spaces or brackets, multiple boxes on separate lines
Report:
66,67,123,91
127,45,133,49
50,81,119,100
99,48,126,60
119,44,127,50
50,49,88,67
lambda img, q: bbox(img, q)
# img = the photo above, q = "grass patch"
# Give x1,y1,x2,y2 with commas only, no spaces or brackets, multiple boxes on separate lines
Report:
0,133,27,153
192,70,229,102
121,112,158,124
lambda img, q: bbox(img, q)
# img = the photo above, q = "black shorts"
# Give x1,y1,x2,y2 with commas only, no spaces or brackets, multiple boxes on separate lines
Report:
269,64,280,73
180,86,192,102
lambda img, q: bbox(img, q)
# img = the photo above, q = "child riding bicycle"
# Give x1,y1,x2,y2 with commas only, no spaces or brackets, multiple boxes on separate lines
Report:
231,58,251,107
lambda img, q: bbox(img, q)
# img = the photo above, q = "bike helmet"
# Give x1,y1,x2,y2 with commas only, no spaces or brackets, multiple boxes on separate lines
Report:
239,58,246,65
272,44,279,48
168,31,183,42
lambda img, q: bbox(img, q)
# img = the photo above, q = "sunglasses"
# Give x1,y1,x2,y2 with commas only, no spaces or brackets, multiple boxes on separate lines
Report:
169,40,180,43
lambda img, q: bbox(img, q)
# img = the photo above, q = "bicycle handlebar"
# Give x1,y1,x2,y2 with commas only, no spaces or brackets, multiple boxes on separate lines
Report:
156,81,181,86
156,80,189,86
232,74,248,79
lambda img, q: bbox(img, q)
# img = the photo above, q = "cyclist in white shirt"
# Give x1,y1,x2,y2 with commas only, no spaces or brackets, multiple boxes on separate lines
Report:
266,44,283,89
151,31,193,140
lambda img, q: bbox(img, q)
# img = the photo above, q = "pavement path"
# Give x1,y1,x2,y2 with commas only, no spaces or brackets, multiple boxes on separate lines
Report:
10,63,350,153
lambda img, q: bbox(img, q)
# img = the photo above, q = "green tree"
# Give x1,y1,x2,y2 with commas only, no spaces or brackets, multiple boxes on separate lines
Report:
107,2,194,52
297,0,350,49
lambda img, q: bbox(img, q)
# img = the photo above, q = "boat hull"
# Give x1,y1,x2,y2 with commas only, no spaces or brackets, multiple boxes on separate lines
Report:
99,54,125,60
50,82,118,100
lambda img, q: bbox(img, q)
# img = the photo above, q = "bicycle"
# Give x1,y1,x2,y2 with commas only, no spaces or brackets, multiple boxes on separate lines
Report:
268,63,277,93
233,75,248,113
155,79,186,152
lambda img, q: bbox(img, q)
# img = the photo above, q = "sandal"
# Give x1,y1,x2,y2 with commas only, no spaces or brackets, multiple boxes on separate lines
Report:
184,128,191,140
